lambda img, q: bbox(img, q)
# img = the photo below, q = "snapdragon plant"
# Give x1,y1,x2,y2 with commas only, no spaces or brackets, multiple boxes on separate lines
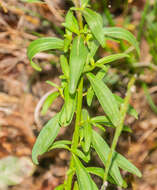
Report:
27,0,142,189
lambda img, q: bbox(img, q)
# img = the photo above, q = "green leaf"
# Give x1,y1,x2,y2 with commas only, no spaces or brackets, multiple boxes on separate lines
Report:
86,167,121,186
54,184,64,190
103,27,140,56
86,68,108,106
73,149,90,163
114,94,138,119
41,91,59,115
81,0,89,7
48,140,71,151
27,37,64,71
64,30,72,52
91,116,132,132
83,8,106,48
86,40,100,65
81,109,92,152
87,73,120,127
32,114,60,164
59,86,77,126
73,181,79,190
86,87,94,106
92,130,141,185
73,155,96,190
60,55,69,78
95,53,129,66
63,10,79,34
92,130,124,187
69,36,88,94
114,153,142,177
86,167,105,179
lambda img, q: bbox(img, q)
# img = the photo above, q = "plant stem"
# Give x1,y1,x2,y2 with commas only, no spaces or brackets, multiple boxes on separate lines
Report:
102,76,136,189
73,0,83,30
65,77,84,190
64,2,84,189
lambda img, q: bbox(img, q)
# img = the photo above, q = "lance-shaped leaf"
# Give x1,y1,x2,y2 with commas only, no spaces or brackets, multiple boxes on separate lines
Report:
32,114,60,164
60,55,69,78
114,153,142,177
92,130,141,183
69,36,88,94
63,10,79,34
86,40,100,65
81,109,92,152
86,87,94,106
95,53,129,66
48,140,71,151
59,86,77,126
27,37,64,71
92,130,124,187
86,167,120,186
41,91,59,115
91,116,132,132
81,0,89,7
87,73,120,127
103,27,140,56
73,155,98,190
54,184,64,190
83,8,106,48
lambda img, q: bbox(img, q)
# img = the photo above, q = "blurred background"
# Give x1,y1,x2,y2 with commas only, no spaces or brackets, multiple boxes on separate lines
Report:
0,0,157,189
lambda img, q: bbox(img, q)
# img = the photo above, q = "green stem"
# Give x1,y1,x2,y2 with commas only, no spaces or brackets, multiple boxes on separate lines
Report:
102,76,136,188
73,0,83,30
65,78,84,190
64,1,84,189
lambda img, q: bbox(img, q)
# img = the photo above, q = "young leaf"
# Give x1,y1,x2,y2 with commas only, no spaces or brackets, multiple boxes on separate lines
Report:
92,130,124,187
103,27,140,56
59,86,77,126
32,114,60,164
114,152,142,177
27,37,64,71
87,73,120,127
69,36,88,94
86,167,105,179
48,140,71,151
64,30,72,52
86,40,100,65
86,167,121,186
73,149,90,163
83,8,106,48
81,109,92,152
86,87,94,107
81,0,89,7
86,68,107,106
73,181,79,190
95,53,129,66
114,94,138,119
73,155,96,190
92,130,141,182
54,184,64,190
91,116,132,132
60,55,69,78
41,91,59,115
63,10,79,34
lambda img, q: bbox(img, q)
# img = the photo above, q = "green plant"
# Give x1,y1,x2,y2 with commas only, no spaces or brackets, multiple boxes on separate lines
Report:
27,0,142,189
